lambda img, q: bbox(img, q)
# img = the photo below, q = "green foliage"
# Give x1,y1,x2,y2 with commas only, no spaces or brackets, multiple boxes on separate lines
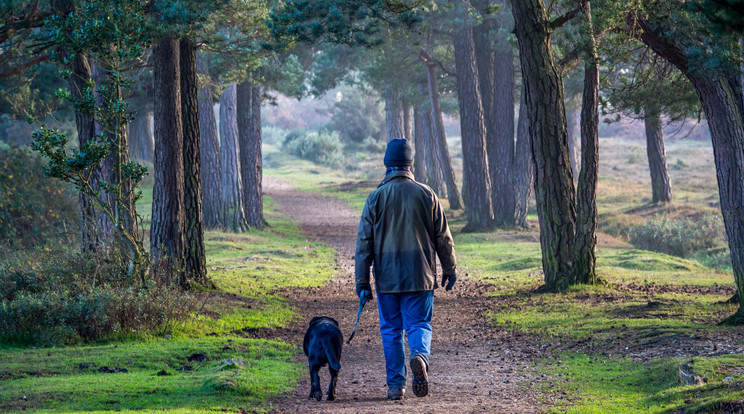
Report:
0,144,79,248
284,129,345,167
628,214,727,258
32,0,151,275
540,353,744,413
261,125,288,145
268,0,421,49
325,86,384,142
0,245,194,345
0,338,301,412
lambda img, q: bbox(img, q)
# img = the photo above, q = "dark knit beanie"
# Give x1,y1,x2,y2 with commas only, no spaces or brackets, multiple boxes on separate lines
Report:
383,138,413,167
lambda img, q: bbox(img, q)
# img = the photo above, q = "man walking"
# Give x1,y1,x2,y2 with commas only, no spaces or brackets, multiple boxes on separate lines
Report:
355,138,457,401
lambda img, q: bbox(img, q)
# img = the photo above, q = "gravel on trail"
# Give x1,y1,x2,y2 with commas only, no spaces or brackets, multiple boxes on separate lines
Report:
264,177,542,414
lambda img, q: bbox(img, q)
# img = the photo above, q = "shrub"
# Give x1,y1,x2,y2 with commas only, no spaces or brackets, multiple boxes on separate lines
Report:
0,144,79,248
284,130,344,167
325,87,384,143
283,128,307,146
628,214,727,258
0,243,194,345
262,125,287,146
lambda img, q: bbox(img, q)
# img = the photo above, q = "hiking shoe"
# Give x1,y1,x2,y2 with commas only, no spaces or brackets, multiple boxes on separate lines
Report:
410,355,429,397
387,387,405,400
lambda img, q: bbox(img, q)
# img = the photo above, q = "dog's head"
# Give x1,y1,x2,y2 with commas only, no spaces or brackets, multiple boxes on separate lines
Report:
308,316,339,328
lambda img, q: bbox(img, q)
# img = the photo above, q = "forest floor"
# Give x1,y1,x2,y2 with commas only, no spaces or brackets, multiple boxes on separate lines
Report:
260,138,744,413
263,176,542,413
3,139,744,413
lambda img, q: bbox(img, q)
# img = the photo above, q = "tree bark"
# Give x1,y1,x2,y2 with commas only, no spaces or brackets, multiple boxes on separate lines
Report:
92,65,117,241
151,37,185,268
511,0,577,291
412,105,428,182
403,105,413,140
567,99,581,178
643,103,672,203
418,82,446,195
196,55,222,229
492,34,517,227
237,80,265,229
128,109,153,163
219,84,248,232
54,0,106,252
514,82,534,228
425,60,463,210
454,26,493,230
637,18,744,317
67,53,101,252
573,0,600,285
384,82,405,141
179,38,209,289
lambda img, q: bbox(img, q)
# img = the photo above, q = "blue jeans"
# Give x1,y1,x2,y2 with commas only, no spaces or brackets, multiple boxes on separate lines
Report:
376,290,433,389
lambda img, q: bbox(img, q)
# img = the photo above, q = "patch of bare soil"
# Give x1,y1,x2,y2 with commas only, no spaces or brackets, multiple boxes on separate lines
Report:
263,176,543,413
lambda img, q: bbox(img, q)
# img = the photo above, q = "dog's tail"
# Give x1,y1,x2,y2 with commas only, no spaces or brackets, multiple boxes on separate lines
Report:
322,337,341,371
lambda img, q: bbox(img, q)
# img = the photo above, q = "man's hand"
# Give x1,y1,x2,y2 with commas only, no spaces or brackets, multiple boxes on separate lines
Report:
442,273,457,291
357,286,373,304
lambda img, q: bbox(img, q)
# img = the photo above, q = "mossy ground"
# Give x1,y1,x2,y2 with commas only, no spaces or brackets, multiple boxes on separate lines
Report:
0,193,335,412
265,137,744,412
3,137,742,412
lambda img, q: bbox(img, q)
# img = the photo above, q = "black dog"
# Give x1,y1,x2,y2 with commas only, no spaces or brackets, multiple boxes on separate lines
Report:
303,316,343,401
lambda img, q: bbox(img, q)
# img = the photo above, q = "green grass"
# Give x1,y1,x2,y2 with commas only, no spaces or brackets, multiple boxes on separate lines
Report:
0,192,336,412
539,353,744,413
0,338,300,413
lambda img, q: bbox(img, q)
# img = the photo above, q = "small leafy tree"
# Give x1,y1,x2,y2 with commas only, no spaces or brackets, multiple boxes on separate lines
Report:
30,0,150,279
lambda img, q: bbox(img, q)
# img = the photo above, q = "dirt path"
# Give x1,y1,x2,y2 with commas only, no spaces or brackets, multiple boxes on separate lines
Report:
264,177,542,413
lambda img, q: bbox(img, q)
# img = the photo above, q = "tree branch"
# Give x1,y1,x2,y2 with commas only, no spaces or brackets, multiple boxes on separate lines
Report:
418,48,457,78
557,27,614,75
0,54,47,79
549,7,580,30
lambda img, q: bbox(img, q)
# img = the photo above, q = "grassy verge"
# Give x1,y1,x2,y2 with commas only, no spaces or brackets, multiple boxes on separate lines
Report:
0,195,336,412
265,138,744,412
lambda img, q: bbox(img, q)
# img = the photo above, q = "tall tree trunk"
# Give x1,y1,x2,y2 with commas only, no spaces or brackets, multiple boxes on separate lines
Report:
219,84,248,232
179,38,209,289
476,0,518,227
567,98,581,178
472,4,500,225
197,55,222,229
511,0,577,291
492,33,517,227
454,26,493,230
151,38,185,268
92,65,117,241
514,82,534,228
643,103,672,203
237,81,265,229
384,82,405,141
637,19,744,319
128,109,153,163
54,0,105,252
68,54,101,252
403,106,413,140
418,83,446,195
424,59,463,209
693,77,744,321
573,0,600,285
412,105,428,182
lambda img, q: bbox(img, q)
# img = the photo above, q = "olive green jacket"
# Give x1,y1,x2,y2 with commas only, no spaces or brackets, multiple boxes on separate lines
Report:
355,170,456,294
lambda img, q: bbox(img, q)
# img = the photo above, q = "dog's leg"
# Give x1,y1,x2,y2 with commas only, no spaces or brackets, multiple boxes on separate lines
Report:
309,366,323,401
327,367,339,401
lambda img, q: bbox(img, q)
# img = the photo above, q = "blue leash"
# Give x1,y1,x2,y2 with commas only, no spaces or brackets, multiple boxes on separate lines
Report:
345,292,370,344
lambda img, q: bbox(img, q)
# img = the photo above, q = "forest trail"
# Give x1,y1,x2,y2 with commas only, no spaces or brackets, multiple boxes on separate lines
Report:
264,176,542,414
